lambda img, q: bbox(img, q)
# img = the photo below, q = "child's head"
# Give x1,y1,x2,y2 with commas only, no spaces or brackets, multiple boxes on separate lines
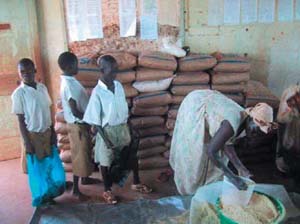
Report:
18,58,36,84
98,55,118,82
58,52,78,75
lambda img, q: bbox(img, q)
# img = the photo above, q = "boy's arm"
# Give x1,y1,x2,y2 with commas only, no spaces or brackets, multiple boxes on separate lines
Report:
69,98,84,120
95,125,114,148
16,114,35,154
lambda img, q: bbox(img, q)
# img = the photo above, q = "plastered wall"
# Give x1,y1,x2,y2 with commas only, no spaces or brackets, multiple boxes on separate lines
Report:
184,0,300,97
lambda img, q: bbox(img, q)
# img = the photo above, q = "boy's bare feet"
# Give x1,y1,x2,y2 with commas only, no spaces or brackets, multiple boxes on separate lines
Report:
103,191,118,204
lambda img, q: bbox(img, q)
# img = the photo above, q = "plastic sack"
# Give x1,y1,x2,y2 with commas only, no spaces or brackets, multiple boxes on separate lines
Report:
27,146,66,207
160,37,186,58
132,77,173,93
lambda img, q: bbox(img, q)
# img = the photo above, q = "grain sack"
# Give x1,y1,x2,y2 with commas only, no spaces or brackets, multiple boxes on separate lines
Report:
137,126,168,137
138,51,177,71
131,105,169,116
169,130,174,137
163,150,170,159
63,162,73,173
55,122,68,135
165,137,172,148
132,77,173,93
166,118,176,130
172,95,185,105
173,72,210,85
245,81,279,108
136,68,174,81
211,84,246,93
133,91,172,108
171,84,210,96
178,54,217,72
138,156,170,170
130,116,165,129
124,84,139,98
77,58,99,82
60,150,72,163
55,111,66,123
168,108,178,120
79,80,97,88
115,70,136,84
225,94,245,106
57,134,69,144
211,72,250,84
139,135,166,149
100,52,137,70
213,56,250,72
126,98,132,107
137,146,168,159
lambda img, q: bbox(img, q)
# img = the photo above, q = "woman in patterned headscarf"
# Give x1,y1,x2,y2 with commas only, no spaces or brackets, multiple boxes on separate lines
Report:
170,90,276,195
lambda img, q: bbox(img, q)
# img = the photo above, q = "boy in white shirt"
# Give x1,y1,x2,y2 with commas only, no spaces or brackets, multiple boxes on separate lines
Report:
11,58,64,205
58,52,98,199
84,55,152,204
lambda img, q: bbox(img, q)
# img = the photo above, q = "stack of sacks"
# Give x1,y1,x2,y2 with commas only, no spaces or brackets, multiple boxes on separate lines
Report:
77,52,138,107
54,100,72,172
211,54,251,106
132,52,176,170
245,80,280,109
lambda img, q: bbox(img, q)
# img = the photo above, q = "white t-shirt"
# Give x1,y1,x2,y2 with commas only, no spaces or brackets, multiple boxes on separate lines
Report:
11,82,52,132
83,80,128,127
60,75,89,124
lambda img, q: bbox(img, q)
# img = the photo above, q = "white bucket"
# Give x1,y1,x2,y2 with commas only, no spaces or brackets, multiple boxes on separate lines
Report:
221,176,255,207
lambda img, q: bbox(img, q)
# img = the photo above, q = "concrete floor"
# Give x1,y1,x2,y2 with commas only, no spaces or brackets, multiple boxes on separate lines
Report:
0,158,298,224
0,159,178,224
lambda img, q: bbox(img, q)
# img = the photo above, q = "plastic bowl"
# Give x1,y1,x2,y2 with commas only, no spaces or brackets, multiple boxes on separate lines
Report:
216,191,286,224
221,176,255,206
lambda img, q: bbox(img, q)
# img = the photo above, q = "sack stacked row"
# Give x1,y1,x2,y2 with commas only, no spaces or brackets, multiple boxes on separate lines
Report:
210,54,251,106
130,52,176,170
54,100,73,172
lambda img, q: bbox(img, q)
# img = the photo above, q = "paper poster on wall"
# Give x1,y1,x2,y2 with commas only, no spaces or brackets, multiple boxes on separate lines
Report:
278,0,293,22
223,0,240,25
208,0,223,26
65,0,103,42
140,0,158,40
119,0,136,37
241,0,257,24
297,0,300,20
258,0,275,23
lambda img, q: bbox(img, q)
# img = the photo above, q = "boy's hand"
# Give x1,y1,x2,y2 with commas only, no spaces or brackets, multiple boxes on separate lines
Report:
25,142,35,154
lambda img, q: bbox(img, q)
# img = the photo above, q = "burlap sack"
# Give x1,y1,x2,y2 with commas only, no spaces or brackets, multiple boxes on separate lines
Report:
213,56,250,72
178,54,217,72
137,125,168,137
57,134,70,144
211,83,246,93
116,70,136,84
166,118,176,130
137,146,168,159
173,72,210,85
133,77,173,93
168,108,179,119
171,85,210,96
136,68,174,81
245,81,280,108
100,52,137,70
131,105,169,116
172,95,185,105
168,130,174,137
123,84,139,98
130,116,165,129
77,58,99,82
126,98,132,107
55,122,68,135
133,91,172,108
225,94,245,106
139,135,166,149
60,150,72,163
138,51,177,71
211,72,250,84
55,111,66,123
138,156,170,170
165,137,172,148
163,150,170,159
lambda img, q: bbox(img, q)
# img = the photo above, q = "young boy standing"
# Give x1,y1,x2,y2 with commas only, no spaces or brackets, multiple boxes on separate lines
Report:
83,55,152,204
12,58,65,206
58,52,97,199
